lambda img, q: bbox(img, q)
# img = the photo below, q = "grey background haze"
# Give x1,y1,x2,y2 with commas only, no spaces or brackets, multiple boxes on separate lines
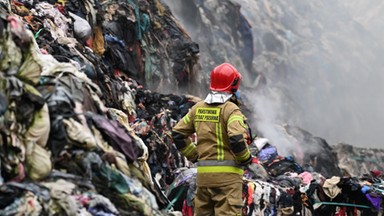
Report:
163,0,384,149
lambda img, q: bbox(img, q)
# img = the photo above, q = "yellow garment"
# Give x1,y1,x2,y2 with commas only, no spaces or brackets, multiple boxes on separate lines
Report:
91,125,131,177
56,0,67,5
23,84,50,147
25,141,52,180
108,108,152,184
63,118,97,150
172,100,251,187
154,0,165,16
115,154,131,177
92,26,105,55
41,179,78,215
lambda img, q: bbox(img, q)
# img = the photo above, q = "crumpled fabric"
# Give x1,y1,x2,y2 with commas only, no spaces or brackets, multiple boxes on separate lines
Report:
122,175,158,210
38,55,102,98
279,206,294,215
9,163,26,182
107,108,152,181
63,118,97,149
117,193,155,216
69,12,92,42
33,2,71,39
88,194,119,215
14,86,45,128
91,126,114,153
79,152,129,195
18,192,43,216
24,140,52,181
257,145,278,162
92,26,105,55
0,198,22,215
361,185,370,194
86,112,138,163
119,80,137,118
23,85,50,147
101,150,132,177
132,136,152,184
299,171,313,185
247,163,269,180
0,91,8,116
41,179,79,215
365,193,381,210
0,16,23,75
0,15,45,84
82,0,97,26
322,176,341,199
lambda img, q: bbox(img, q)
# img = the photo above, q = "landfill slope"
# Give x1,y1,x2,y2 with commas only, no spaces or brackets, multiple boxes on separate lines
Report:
0,0,202,214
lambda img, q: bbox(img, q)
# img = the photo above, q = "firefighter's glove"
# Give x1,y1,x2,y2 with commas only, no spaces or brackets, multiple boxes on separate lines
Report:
238,155,253,166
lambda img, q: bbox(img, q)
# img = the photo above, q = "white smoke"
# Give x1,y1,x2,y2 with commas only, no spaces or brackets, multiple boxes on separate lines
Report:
164,0,384,149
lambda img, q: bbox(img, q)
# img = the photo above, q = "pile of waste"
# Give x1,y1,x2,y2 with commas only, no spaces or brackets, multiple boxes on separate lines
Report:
0,0,201,214
167,138,384,215
0,0,383,215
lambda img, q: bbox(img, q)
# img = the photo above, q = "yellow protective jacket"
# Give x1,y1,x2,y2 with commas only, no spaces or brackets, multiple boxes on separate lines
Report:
172,100,252,187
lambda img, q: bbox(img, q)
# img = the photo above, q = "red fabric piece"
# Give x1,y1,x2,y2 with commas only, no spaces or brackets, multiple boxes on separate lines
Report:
85,36,93,48
370,170,382,177
182,200,193,216
114,69,121,77
134,41,143,74
12,0,24,6
251,157,260,164
57,5,65,15
10,163,26,182
335,207,347,216
247,182,254,206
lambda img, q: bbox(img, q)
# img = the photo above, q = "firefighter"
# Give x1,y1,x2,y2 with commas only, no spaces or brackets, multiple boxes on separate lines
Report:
172,63,253,215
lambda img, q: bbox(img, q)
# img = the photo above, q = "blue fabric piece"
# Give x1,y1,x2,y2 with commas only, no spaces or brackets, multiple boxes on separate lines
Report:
127,0,142,40
257,145,278,162
365,194,381,210
104,34,126,47
140,13,151,33
88,207,117,216
122,175,143,196
0,198,22,215
285,156,294,161
361,185,370,194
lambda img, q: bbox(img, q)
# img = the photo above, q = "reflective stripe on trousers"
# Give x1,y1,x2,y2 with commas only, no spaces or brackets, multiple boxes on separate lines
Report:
197,160,244,175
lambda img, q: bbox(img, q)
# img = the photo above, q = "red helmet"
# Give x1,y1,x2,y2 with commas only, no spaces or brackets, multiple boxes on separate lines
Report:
210,63,242,93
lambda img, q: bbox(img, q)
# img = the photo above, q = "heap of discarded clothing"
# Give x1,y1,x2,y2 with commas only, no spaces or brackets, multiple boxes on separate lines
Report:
166,138,384,216
0,0,201,214
5,0,200,95
1,0,383,215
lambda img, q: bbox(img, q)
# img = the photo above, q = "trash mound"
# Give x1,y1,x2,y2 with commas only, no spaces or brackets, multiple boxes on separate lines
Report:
0,0,200,214
167,140,384,215
0,0,383,216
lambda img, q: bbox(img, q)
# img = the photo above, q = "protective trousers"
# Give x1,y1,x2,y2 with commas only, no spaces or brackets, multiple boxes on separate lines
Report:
194,182,242,216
